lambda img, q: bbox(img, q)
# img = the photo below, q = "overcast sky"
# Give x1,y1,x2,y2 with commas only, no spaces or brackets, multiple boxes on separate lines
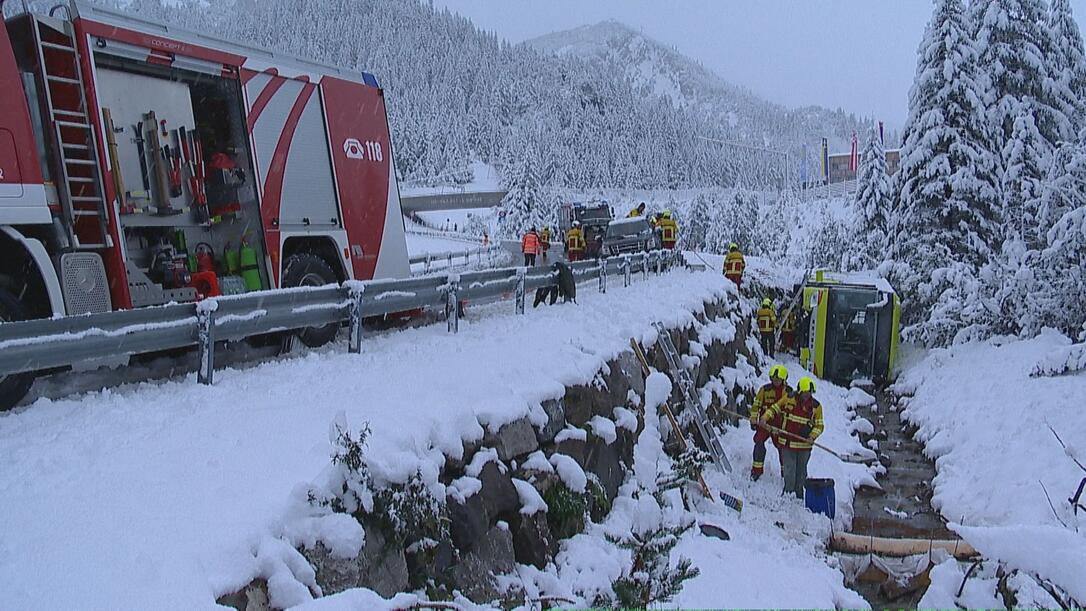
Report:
432,0,1086,128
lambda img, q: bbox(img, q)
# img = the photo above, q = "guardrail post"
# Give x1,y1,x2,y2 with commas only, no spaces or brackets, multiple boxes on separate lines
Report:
425,254,432,274
515,268,526,314
642,253,649,281
446,273,461,333
196,300,217,386
447,252,453,271
348,282,365,354
622,256,631,287
598,257,607,293
655,251,662,275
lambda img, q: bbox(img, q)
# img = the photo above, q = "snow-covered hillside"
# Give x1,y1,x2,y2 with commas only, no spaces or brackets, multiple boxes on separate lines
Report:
527,21,876,154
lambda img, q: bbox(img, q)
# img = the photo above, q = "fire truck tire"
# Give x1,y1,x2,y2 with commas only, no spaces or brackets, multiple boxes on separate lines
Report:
281,253,340,348
0,288,36,411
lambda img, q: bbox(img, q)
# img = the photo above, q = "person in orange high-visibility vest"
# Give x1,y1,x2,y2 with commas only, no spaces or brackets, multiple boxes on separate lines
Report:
723,243,745,287
657,210,678,249
756,298,777,357
759,376,824,499
565,221,586,262
750,364,790,481
522,227,541,267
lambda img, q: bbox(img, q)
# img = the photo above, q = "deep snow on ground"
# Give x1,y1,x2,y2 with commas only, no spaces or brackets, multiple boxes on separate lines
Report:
895,332,1086,605
0,264,745,610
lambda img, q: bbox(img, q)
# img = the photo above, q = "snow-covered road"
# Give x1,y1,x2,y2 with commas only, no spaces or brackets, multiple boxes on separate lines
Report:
0,266,732,610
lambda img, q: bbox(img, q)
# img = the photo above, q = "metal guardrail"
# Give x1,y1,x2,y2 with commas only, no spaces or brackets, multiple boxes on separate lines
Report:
0,250,680,387
409,245,505,275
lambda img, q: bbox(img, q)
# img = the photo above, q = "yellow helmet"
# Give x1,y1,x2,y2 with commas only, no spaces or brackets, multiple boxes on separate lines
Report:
798,377,816,393
662,210,672,218
769,364,788,381
762,298,772,308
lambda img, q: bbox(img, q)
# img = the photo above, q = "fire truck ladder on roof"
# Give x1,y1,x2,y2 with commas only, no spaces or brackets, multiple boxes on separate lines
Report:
31,16,113,251
652,321,733,473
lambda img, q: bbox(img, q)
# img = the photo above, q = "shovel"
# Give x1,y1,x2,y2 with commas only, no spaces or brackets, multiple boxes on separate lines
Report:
718,405,879,465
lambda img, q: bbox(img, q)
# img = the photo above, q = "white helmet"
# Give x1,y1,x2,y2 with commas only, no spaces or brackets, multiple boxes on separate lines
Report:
573,221,581,227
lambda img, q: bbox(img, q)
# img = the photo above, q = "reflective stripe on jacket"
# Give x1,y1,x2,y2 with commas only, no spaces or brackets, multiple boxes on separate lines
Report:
763,392,824,450
724,251,745,276
782,311,796,333
756,306,777,333
566,228,586,251
658,218,678,242
522,232,540,254
751,382,790,425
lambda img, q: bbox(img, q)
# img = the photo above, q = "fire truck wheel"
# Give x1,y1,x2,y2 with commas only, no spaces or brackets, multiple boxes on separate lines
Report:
0,288,36,411
281,253,340,348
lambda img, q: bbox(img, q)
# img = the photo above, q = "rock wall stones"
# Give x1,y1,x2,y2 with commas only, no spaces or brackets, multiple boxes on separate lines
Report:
218,295,760,610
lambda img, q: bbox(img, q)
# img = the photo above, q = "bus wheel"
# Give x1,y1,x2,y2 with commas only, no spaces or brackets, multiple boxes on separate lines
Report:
0,288,36,411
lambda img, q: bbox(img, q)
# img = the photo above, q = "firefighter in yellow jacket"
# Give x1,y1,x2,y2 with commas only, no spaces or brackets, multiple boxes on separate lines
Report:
759,377,824,499
657,210,678,249
756,298,777,357
750,364,790,481
723,243,745,287
565,221,586,262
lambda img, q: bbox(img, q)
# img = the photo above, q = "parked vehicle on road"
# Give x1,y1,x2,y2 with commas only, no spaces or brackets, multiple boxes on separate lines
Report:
0,1,411,408
602,217,660,256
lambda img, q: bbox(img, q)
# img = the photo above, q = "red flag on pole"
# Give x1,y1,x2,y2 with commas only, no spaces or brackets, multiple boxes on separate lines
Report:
848,132,859,174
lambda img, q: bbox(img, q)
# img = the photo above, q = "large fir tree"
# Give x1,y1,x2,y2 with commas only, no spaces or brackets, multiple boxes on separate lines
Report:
1047,0,1086,135
895,0,1000,268
848,126,892,270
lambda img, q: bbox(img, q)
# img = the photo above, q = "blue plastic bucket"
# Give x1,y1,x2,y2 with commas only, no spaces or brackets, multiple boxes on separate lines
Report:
804,478,835,518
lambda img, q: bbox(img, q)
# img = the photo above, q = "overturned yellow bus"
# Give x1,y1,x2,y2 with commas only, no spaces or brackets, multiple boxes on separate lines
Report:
797,271,901,384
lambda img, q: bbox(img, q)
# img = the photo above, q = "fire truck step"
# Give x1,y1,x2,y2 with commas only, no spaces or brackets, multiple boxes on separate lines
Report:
55,120,91,129
45,74,81,85
61,143,90,151
73,210,102,217
67,177,96,183
65,159,97,166
71,196,104,202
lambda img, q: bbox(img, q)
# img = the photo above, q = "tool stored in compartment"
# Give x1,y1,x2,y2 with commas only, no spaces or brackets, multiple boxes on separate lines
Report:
144,111,182,217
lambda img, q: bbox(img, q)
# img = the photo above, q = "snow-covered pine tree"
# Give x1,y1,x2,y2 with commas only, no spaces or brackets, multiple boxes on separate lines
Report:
683,193,712,252
1001,109,1048,247
1046,0,1086,135
975,0,1069,151
1038,206,1086,337
847,126,892,270
893,0,1002,342
497,156,543,238
1038,140,1086,230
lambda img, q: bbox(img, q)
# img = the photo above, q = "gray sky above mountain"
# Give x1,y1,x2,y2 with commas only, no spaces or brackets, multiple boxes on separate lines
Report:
433,0,1086,128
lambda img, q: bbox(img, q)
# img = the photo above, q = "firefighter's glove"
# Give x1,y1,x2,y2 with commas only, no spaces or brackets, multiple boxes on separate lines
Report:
798,425,813,438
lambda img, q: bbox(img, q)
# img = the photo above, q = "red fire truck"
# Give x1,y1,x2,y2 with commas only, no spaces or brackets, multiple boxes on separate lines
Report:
0,2,411,406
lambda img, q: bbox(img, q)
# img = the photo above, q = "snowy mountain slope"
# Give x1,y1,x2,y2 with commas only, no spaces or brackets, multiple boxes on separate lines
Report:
527,21,875,152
